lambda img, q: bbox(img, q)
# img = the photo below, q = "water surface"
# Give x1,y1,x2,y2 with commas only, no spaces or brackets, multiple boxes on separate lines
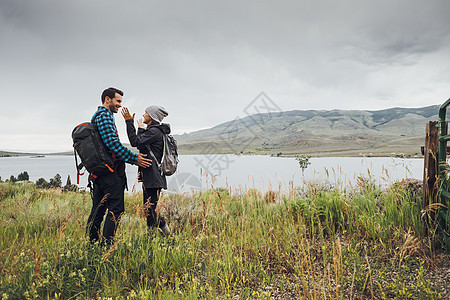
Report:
0,155,423,194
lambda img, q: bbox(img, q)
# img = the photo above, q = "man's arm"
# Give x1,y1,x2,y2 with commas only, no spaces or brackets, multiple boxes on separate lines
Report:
95,111,139,164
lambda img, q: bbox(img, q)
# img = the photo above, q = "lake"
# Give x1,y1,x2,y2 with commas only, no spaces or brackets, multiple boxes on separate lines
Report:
0,155,423,194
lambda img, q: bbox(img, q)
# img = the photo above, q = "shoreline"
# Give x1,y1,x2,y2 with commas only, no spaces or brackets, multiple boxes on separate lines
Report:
0,151,425,159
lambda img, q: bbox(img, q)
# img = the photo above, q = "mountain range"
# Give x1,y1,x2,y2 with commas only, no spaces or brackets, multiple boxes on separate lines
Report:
175,105,439,157
0,105,440,157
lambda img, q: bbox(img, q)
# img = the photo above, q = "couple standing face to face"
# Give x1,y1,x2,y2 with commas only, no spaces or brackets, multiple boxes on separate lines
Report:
104,92,154,126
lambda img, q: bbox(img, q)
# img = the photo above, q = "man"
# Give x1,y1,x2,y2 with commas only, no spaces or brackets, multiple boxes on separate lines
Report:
121,106,170,236
86,87,152,244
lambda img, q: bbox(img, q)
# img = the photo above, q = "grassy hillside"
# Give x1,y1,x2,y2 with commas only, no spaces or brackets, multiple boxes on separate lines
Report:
0,144,137,157
176,105,439,157
0,151,41,157
0,180,448,299
1,106,439,157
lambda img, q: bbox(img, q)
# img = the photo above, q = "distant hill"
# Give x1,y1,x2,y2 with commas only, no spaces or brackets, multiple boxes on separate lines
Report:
0,144,137,157
0,150,39,157
175,105,439,157
1,106,439,157
0,150,73,157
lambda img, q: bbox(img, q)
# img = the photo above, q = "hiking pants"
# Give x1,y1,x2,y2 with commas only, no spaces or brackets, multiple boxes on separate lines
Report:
143,186,166,229
87,172,126,244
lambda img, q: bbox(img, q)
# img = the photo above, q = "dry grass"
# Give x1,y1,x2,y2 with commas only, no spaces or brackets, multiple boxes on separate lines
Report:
0,180,448,299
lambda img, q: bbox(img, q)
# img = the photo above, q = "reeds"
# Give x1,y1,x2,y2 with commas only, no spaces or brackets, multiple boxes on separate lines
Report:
0,179,447,299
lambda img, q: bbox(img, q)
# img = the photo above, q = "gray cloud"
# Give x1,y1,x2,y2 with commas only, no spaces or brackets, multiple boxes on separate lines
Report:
0,0,449,151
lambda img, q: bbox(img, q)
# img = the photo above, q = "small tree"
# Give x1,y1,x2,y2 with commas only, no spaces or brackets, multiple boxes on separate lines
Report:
296,155,311,177
49,174,62,188
9,175,17,183
63,175,78,192
36,178,50,188
18,171,30,181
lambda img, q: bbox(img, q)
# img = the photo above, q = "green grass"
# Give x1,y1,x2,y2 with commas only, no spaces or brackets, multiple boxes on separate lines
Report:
0,180,448,299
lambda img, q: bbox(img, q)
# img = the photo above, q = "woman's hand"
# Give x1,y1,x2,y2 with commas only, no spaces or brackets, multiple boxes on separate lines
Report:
121,107,135,120
137,118,147,129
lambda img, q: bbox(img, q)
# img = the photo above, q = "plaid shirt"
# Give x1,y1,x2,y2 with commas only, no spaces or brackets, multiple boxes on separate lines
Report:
92,106,138,165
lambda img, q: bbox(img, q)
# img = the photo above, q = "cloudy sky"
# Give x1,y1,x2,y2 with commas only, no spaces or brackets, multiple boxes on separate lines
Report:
1,0,449,152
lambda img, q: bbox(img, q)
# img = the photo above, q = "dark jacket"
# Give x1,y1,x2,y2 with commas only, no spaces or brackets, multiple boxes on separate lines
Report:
125,120,171,189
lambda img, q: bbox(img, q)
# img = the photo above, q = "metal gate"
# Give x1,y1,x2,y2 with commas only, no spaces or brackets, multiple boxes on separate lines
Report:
437,99,450,247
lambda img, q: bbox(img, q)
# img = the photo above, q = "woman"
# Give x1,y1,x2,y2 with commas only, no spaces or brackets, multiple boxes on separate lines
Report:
121,105,170,236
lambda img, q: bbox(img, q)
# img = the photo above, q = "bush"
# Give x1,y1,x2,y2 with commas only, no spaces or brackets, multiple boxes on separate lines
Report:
17,171,30,181
49,174,62,188
36,178,50,189
63,175,78,192
63,184,78,192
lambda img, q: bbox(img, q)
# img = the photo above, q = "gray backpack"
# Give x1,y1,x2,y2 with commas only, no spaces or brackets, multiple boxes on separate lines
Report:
146,133,178,176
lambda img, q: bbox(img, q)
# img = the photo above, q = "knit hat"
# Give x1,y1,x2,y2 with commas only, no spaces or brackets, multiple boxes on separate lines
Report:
145,105,168,124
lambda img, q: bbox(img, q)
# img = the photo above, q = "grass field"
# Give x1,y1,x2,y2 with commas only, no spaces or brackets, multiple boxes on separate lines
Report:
0,177,448,299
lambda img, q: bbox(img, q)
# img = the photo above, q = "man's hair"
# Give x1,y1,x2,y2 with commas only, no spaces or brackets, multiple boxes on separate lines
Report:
101,87,124,103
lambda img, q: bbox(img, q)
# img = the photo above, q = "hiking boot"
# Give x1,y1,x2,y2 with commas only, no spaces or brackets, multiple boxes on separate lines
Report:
160,224,170,236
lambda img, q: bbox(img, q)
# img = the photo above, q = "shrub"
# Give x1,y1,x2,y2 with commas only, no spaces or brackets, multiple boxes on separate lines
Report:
49,174,62,188
36,178,50,189
17,171,29,181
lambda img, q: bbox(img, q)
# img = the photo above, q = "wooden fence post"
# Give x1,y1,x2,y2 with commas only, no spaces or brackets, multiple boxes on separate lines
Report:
423,121,439,209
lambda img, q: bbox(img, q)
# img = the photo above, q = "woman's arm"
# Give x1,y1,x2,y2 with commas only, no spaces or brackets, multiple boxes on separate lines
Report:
125,120,140,147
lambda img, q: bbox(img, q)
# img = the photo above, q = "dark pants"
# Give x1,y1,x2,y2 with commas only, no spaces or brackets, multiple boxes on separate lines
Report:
87,172,126,244
143,186,166,229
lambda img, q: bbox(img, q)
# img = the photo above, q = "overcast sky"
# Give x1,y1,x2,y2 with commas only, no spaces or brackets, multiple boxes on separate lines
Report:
1,0,449,152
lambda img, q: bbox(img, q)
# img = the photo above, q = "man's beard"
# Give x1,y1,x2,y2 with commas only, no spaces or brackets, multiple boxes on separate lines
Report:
109,103,118,113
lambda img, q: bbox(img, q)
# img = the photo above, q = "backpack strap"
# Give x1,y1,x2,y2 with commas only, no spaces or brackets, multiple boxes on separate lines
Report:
73,147,85,184
91,110,100,123
145,131,166,175
92,109,116,168
155,126,168,161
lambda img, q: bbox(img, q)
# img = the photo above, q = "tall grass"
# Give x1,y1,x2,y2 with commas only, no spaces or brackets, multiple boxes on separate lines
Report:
0,178,447,299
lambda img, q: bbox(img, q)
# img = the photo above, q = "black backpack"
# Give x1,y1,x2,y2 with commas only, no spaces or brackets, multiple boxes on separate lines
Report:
72,121,114,183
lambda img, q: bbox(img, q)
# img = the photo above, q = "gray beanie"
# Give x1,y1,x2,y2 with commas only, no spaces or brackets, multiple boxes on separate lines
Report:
145,105,168,124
